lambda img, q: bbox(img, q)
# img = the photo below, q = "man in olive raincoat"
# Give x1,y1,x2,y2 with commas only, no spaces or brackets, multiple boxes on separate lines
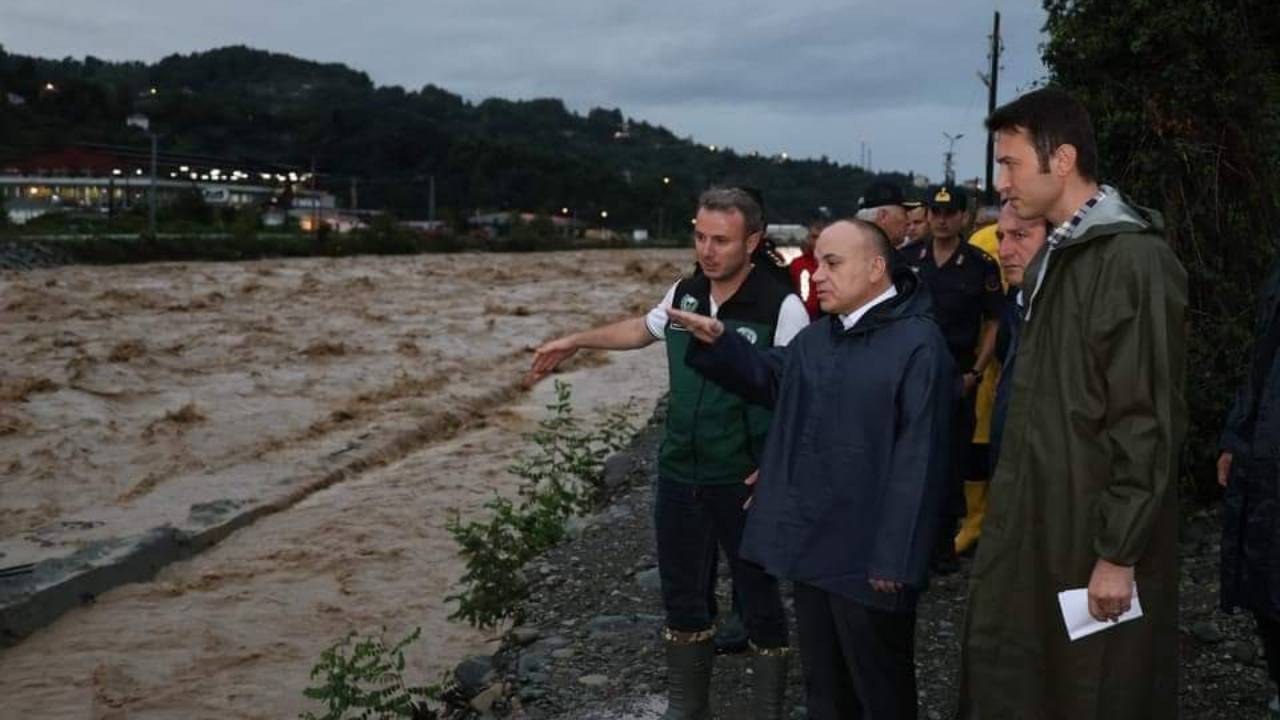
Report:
959,87,1187,719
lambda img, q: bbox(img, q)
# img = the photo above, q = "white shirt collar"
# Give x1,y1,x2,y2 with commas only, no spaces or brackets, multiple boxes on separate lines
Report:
839,284,898,330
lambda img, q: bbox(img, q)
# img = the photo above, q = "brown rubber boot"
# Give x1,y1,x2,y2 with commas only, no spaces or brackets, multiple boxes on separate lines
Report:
661,627,714,720
751,645,790,720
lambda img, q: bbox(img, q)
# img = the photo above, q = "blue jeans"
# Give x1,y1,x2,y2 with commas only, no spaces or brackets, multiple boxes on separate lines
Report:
654,476,787,648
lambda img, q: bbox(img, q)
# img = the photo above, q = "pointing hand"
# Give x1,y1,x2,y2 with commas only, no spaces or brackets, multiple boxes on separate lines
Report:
666,309,724,344
527,336,578,386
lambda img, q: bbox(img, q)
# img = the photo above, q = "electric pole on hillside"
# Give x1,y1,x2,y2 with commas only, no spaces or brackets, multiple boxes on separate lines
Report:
980,11,1002,206
428,175,436,223
943,132,963,185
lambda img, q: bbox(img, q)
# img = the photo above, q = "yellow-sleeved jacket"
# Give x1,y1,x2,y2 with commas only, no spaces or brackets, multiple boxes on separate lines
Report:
967,224,1003,445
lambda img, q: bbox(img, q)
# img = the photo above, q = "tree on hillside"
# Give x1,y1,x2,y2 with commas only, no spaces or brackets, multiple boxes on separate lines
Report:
1042,0,1280,494
0,46,910,229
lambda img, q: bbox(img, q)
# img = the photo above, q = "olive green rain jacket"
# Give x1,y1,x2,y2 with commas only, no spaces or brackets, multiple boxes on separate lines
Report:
959,187,1187,719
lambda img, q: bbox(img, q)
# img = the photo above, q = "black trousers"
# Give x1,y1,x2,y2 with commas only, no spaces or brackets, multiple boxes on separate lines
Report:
1257,611,1280,690
654,477,788,648
793,581,917,720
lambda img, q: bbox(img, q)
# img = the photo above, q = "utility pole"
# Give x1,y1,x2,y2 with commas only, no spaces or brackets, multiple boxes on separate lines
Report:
310,157,318,233
349,177,359,211
428,175,436,223
982,11,1002,205
943,132,964,185
148,132,157,238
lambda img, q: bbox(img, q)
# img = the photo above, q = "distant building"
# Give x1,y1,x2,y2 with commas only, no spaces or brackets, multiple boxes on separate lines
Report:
6,92,25,106
5,199,49,225
467,211,581,238
262,208,288,228
1,144,333,224
766,223,808,245
125,114,150,132
401,220,450,233
582,227,621,243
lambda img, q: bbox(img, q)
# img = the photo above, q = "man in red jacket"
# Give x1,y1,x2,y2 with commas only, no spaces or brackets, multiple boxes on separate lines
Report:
788,219,826,319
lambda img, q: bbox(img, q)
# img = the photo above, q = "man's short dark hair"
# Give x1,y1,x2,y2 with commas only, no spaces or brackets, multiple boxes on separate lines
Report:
698,187,764,237
986,87,1098,182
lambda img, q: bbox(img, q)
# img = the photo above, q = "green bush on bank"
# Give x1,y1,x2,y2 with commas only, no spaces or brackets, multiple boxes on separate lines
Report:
300,627,443,720
446,380,637,630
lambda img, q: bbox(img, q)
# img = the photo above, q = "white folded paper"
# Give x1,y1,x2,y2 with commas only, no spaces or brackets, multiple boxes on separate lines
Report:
1057,584,1143,641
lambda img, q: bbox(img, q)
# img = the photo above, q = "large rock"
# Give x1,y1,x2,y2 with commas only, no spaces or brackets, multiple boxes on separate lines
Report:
1189,620,1223,644
469,682,506,713
454,655,497,694
517,651,548,678
601,452,636,489
509,626,541,647
635,567,661,593
588,614,634,637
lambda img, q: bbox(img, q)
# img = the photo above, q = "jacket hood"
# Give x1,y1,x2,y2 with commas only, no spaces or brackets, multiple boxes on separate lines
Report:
839,264,934,336
1059,186,1163,248
1023,185,1162,321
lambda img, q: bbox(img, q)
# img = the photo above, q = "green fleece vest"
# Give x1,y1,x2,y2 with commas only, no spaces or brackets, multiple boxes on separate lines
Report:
660,267,790,485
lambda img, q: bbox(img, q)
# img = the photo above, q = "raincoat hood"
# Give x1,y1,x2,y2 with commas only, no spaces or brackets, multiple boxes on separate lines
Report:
1022,185,1165,320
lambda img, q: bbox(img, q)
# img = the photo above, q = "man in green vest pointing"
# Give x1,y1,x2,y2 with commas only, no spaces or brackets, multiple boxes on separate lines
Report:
529,187,809,719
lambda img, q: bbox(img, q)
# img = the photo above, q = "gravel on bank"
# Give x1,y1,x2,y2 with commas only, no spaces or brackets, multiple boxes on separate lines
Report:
451,407,1276,719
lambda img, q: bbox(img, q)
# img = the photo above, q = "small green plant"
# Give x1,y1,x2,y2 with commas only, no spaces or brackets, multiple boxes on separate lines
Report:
300,627,440,720
447,380,637,628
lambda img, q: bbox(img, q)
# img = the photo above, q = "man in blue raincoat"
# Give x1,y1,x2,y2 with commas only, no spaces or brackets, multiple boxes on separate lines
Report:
669,218,953,719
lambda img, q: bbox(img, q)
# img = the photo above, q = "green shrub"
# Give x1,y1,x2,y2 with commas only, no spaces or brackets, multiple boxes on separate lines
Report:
446,380,637,629
300,627,440,720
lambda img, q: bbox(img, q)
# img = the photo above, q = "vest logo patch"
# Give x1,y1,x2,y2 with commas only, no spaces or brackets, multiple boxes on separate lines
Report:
736,326,759,344
679,294,699,312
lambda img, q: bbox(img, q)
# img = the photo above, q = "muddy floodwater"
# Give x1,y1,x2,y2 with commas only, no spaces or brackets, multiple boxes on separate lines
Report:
0,248,688,718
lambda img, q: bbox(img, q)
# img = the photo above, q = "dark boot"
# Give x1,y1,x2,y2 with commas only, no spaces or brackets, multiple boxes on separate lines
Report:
751,647,789,720
714,612,749,655
662,629,714,720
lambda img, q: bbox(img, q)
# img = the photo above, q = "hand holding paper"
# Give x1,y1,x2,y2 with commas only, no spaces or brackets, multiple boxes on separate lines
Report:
1058,584,1143,641
1087,557,1135,621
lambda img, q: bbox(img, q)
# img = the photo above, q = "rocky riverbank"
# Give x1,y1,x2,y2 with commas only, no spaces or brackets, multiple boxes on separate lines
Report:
0,238,69,270
452,409,1276,719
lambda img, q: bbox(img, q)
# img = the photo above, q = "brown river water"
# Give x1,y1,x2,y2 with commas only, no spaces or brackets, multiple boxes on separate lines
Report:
0,248,687,718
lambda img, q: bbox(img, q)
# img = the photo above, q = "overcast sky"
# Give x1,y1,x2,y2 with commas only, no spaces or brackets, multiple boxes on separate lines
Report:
4,0,1049,181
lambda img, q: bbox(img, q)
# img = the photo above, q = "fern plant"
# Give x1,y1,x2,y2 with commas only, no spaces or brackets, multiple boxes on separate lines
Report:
300,627,439,720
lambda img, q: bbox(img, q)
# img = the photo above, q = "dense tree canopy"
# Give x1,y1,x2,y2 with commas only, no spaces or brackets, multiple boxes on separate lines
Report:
0,45,913,229
1042,0,1280,494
